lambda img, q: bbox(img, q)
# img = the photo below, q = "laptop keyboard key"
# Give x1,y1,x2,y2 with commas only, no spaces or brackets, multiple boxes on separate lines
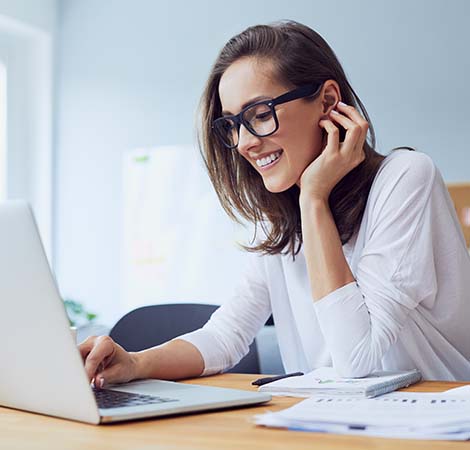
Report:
93,388,178,409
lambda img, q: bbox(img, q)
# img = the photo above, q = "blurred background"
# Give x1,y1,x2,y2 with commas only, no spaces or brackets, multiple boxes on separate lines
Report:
0,0,468,339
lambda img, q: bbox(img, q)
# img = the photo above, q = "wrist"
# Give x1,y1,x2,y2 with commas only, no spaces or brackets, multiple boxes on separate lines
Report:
129,351,146,380
299,193,329,210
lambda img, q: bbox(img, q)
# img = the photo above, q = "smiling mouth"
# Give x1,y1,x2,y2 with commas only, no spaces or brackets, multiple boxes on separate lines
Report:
255,150,283,169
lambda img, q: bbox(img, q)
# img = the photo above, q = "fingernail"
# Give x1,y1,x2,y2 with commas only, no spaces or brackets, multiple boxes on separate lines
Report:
338,101,348,107
99,377,105,388
330,109,339,115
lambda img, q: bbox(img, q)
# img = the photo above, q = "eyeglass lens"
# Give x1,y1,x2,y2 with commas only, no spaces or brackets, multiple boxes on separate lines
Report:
215,102,276,148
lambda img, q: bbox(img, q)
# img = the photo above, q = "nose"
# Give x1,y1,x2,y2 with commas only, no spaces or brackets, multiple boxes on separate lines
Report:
237,124,262,155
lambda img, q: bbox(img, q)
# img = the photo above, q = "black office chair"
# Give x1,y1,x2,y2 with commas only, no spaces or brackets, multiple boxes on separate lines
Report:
109,303,260,374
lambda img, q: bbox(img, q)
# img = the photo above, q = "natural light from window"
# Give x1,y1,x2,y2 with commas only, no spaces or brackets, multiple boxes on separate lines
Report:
0,60,5,200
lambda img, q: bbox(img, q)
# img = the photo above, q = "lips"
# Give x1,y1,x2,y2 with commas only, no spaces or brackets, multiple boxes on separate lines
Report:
255,149,283,166
255,149,283,172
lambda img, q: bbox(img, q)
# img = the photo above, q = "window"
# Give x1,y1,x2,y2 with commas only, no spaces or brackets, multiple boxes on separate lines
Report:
0,21,54,260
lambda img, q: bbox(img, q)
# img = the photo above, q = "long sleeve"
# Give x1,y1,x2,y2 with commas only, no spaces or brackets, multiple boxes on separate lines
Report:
178,252,271,375
313,151,440,377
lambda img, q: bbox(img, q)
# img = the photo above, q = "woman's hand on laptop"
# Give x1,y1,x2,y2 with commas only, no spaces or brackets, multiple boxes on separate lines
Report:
78,335,139,389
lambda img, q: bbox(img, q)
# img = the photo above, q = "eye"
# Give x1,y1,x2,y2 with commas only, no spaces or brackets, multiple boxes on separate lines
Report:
245,103,272,122
255,111,272,121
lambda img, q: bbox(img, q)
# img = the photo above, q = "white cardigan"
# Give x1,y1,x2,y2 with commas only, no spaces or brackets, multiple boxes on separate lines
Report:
179,150,470,381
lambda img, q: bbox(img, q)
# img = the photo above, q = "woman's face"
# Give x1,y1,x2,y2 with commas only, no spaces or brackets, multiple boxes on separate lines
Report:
218,57,326,193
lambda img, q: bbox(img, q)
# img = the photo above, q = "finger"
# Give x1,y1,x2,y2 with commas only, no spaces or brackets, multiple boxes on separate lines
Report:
335,102,369,141
336,101,368,124
318,119,340,153
84,336,116,382
95,363,125,389
329,110,363,146
90,360,106,389
329,110,366,162
78,336,97,363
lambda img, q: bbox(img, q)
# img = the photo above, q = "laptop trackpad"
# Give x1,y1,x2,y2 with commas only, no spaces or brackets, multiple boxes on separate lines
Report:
109,379,197,395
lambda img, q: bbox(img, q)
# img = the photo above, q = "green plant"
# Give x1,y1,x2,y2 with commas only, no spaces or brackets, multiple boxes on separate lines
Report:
64,299,97,327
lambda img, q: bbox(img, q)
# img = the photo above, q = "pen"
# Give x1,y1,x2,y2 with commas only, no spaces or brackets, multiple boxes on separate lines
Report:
251,371,304,386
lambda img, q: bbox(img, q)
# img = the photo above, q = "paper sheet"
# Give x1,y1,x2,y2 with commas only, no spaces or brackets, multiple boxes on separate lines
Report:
444,385,470,396
254,391,470,440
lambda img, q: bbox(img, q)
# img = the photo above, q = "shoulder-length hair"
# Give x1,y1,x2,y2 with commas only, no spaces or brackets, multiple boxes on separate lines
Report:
198,20,385,259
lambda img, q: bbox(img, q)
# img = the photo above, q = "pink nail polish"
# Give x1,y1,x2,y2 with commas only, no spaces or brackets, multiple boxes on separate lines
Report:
338,101,348,107
99,378,105,388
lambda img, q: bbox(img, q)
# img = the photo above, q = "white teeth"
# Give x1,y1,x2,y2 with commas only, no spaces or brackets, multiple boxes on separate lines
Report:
256,151,281,167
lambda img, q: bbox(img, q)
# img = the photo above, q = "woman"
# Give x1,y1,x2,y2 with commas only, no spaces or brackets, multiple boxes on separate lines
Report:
80,21,470,387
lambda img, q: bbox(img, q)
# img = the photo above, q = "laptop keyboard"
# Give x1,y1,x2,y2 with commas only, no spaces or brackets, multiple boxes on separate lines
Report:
93,388,178,409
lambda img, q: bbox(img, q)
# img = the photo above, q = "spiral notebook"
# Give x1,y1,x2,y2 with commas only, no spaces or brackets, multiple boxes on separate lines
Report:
258,367,422,398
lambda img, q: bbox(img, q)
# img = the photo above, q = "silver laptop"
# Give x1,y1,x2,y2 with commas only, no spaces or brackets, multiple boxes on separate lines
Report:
0,201,271,424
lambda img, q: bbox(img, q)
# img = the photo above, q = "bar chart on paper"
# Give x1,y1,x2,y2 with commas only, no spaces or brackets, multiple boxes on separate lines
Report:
122,146,255,312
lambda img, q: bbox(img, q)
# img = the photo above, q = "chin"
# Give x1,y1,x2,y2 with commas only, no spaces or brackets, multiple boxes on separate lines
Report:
263,178,296,193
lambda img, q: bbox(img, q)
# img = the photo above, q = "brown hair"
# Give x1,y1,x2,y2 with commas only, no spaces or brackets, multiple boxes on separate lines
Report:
198,20,385,258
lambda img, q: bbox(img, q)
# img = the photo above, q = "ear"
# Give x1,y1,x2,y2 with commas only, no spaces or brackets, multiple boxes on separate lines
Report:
320,80,341,116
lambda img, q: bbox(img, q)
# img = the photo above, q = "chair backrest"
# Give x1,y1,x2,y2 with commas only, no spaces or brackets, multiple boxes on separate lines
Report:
109,303,260,374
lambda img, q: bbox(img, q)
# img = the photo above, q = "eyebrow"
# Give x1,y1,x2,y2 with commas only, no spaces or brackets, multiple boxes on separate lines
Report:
222,95,271,116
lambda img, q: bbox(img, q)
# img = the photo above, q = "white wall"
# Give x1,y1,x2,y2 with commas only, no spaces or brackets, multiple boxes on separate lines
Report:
0,0,56,31
0,60,5,199
55,0,470,326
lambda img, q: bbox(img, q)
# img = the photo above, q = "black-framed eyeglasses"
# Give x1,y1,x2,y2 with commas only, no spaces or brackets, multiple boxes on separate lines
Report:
212,83,322,149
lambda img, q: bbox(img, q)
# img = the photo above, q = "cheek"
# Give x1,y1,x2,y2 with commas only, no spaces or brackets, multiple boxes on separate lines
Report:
278,115,323,161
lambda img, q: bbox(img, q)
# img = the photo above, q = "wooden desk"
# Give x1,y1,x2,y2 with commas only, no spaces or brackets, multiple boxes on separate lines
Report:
1,374,469,449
